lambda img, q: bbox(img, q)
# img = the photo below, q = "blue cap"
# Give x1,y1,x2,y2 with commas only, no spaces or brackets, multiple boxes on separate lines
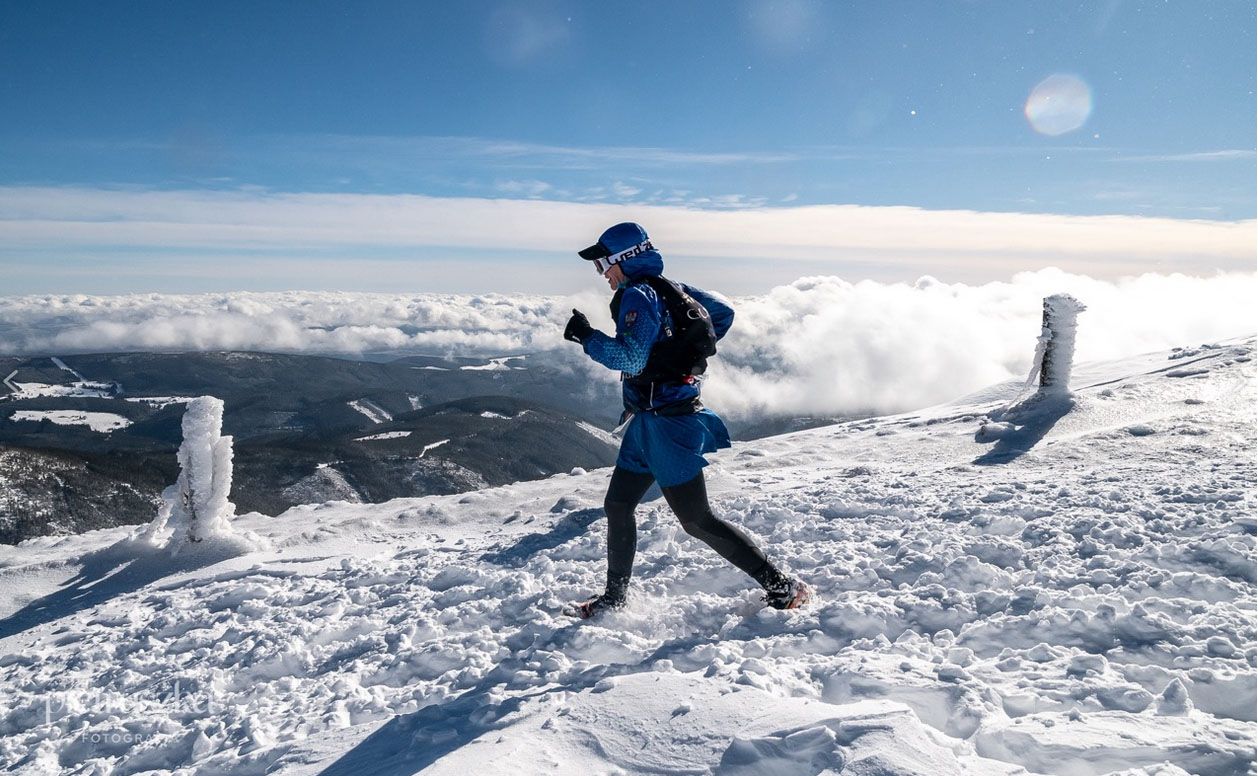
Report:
578,222,651,261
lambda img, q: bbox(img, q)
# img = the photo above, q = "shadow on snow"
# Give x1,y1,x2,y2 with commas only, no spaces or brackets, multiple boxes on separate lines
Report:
316,627,727,776
0,537,245,640
973,392,1074,466
479,486,662,568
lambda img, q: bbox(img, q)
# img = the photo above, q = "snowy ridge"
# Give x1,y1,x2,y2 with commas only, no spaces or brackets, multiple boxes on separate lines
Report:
0,339,1253,775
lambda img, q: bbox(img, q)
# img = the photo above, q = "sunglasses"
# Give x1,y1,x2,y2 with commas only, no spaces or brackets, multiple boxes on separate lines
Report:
578,239,654,275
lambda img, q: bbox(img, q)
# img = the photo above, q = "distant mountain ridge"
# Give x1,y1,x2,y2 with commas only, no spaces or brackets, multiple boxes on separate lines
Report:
0,349,867,543
0,351,621,543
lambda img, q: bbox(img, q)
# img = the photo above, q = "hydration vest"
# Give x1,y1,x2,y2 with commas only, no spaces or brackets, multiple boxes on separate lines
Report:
611,276,718,384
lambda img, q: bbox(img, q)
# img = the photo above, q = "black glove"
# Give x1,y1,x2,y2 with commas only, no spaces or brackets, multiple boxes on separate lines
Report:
564,308,594,344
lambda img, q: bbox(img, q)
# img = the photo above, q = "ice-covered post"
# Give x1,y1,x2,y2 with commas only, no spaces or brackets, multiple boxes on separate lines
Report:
1008,294,1088,401
147,396,236,546
979,294,1086,442
1034,294,1086,394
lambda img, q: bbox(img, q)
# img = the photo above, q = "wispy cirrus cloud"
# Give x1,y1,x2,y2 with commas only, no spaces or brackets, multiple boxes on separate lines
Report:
1107,149,1257,163
45,133,1119,167
484,5,572,66
296,134,802,169
45,134,1254,173
493,179,554,197
15,133,1252,220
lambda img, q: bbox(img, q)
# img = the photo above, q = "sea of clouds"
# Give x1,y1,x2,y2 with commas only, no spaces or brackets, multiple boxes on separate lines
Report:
1,269,1251,419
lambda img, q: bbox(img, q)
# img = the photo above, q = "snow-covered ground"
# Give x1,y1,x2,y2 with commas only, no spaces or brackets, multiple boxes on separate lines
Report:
0,338,1253,775
9,409,132,433
2,381,115,400
3,355,114,400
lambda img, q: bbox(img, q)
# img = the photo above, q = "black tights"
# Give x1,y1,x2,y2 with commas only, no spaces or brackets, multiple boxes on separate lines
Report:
602,467,785,600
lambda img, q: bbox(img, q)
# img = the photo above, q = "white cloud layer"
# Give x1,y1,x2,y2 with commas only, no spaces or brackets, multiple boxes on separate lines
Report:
1,187,1252,291
0,292,556,356
701,269,1255,417
1,270,1252,419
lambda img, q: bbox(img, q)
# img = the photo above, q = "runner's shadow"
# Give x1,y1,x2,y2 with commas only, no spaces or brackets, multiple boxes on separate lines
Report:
478,487,663,568
0,538,243,640
316,625,726,776
315,667,557,776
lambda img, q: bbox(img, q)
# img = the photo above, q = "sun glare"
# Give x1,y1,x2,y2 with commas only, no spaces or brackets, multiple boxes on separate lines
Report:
1024,73,1093,136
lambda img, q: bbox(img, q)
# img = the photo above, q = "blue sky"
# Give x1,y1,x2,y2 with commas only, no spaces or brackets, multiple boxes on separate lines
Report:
0,1,1254,294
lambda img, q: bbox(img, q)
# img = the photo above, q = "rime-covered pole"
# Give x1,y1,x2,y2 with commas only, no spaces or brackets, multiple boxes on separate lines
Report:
146,396,236,546
1038,294,1086,392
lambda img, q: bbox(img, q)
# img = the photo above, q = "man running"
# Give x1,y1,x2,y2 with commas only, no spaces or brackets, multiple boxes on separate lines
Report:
563,222,810,618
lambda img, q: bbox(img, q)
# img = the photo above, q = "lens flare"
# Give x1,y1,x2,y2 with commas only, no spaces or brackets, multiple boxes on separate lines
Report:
1024,74,1093,136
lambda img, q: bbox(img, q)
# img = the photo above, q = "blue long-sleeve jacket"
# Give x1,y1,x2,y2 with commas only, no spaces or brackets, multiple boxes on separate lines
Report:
582,250,734,414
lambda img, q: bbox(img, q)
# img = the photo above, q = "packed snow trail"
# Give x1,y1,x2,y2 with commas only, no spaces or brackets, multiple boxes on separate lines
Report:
0,339,1253,775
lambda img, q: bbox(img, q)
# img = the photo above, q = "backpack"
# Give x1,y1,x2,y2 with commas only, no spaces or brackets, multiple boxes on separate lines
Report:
611,275,718,383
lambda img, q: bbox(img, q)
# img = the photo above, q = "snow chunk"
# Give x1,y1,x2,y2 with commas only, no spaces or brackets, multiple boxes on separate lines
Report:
1156,678,1193,716
975,421,1015,442
976,709,1247,776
